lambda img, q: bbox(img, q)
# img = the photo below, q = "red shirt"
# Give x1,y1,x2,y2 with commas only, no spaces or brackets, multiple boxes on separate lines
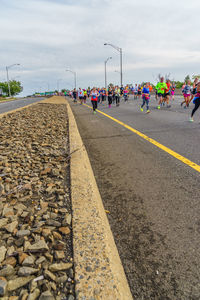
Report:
166,82,171,93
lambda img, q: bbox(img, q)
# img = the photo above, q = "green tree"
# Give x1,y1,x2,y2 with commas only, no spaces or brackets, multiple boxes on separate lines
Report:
174,81,184,89
192,74,200,80
0,80,23,96
184,75,191,83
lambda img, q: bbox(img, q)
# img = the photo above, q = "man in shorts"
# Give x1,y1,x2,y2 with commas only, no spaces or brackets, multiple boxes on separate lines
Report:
155,77,167,109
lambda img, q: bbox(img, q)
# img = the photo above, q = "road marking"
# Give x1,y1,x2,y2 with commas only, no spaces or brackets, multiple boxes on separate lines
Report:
84,104,200,173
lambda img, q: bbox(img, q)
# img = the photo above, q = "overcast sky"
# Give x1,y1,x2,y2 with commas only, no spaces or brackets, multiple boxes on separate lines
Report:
1,0,200,95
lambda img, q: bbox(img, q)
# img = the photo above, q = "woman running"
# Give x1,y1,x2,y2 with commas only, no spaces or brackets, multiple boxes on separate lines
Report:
189,77,198,104
108,87,113,108
83,89,87,103
137,84,142,100
181,80,192,108
115,86,121,107
170,83,175,101
90,88,99,114
189,82,200,122
140,83,150,113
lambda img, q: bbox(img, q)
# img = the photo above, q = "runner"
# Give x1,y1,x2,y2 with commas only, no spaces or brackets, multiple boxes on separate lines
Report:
78,88,84,105
164,79,171,108
140,83,150,113
155,77,168,109
87,88,91,98
189,77,198,105
102,88,106,103
134,84,138,99
112,87,116,105
120,85,124,97
189,82,200,122
90,88,99,114
181,80,192,108
108,87,113,108
138,84,142,100
170,83,175,101
123,87,129,102
72,88,77,103
115,86,121,107
83,89,87,104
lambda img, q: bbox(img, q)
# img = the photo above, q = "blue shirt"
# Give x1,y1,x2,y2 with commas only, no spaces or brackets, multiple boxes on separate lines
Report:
142,87,150,94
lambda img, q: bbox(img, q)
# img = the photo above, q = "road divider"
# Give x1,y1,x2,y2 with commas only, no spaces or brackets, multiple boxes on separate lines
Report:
67,101,133,299
84,104,200,173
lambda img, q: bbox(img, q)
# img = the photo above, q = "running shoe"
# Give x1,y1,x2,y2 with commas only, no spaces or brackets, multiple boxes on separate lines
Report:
157,106,160,109
93,110,96,114
140,107,143,112
146,110,150,114
189,117,193,122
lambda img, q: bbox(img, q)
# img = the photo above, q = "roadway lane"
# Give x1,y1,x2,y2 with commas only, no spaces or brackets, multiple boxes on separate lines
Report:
70,96,200,300
0,97,45,114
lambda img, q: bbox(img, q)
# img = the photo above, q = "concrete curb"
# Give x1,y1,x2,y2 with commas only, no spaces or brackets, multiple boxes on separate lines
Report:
67,100,133,300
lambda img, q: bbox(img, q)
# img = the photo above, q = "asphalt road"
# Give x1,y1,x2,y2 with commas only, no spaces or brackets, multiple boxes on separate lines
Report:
0,97,44,114
70,95,200,300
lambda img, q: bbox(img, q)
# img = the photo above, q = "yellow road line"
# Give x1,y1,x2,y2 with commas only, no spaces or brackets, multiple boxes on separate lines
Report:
84,104,200,173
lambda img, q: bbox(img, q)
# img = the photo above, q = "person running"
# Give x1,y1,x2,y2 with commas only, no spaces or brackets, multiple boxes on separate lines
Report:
112,87,116,105
123,87,129,102
140,83,150,113
155,77,168,109
120,85,124,97
170,83,175,101
108,87,113,108
189,77,198,104
78,88,84,104
87,88,91,98
137,84,142,100
115,86,121,107
189,82,200,122
102,88,106,103
181,80,192,108
90,88,99,114
72,88,77,102
134,84,138,99
83,89,87,103
164,79,171,108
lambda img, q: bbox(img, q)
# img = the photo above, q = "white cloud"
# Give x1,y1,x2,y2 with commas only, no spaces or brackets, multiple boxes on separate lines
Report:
1,0,200,95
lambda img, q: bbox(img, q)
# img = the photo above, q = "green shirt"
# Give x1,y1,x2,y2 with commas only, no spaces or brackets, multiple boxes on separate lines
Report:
156,82,167,94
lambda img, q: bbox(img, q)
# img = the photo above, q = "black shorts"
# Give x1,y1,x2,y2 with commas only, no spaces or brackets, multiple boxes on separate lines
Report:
157,93,164,97
164,92,170,97
192,89,197,95
138,91,141,95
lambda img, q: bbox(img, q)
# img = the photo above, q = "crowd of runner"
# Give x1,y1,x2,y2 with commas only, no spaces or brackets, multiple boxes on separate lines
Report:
69,77,200,121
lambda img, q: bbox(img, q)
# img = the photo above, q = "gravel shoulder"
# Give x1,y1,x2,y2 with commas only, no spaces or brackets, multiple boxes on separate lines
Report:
0,97,75,299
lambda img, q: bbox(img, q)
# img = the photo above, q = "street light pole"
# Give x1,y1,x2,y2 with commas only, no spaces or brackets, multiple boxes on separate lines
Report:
6,67,11,98
104,57,112,96
104,43,123,88
5,64,20,97
57,79,62,92
66,69,76,90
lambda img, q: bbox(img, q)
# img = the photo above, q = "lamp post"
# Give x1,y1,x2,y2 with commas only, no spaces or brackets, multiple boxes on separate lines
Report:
104,57,112,97
57,79,62,93
66,69,76,90
104,43,123,88
6,64,20,97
